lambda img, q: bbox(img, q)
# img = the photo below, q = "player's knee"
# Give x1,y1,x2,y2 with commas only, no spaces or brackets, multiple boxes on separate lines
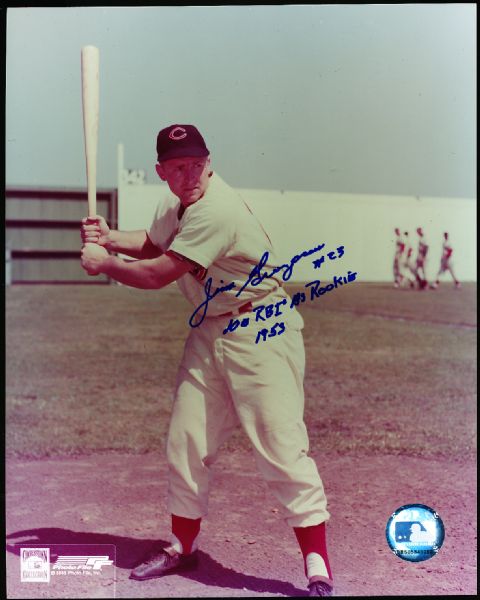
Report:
166,427,191,462
258,421,309,464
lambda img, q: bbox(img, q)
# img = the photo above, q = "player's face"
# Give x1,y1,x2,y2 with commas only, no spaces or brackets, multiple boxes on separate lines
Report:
156,156,211,205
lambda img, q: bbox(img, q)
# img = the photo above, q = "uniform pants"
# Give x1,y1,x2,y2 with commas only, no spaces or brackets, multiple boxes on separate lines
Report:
166,303,330,528
393,257,403,281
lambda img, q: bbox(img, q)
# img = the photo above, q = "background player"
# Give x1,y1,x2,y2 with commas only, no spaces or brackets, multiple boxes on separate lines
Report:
402,231,416,288
430,232,461,289
414,227,429,290
393,228,405,288
80,124,335,596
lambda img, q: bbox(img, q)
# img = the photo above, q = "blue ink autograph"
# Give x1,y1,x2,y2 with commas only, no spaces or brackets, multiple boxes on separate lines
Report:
188,242,338,327
222,270,358,343
235,243,326,297
312,245,344,269
188,277,236,328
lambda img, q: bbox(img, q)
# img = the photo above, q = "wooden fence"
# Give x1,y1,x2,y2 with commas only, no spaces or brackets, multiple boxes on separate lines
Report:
5,187,117,283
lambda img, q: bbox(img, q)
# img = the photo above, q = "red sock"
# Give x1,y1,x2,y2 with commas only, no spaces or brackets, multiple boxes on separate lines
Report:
294,522,333,581
171,514,201,555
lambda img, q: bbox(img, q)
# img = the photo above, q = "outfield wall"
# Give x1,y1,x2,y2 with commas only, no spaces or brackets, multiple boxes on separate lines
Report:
117,154,476,283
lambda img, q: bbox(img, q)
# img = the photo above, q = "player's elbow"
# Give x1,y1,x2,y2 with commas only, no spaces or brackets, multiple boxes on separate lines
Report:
146,261,184,290
139,236,163,260
143,254,190,290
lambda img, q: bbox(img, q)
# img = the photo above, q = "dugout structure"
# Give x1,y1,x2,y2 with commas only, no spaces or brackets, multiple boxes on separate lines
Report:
5,187,117,284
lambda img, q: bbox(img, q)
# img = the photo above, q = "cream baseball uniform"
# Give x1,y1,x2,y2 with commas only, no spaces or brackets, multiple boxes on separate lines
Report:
434,238,459,286
402,240,416,285
393,234,405,284
439,239,453,274
148,172,330,528
416,237,428,271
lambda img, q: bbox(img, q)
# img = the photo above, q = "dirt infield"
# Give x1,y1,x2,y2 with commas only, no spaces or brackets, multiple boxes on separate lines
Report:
5,283,477,597
6,451,476,597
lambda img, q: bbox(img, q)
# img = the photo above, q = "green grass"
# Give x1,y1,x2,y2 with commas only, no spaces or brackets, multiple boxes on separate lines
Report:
5,282,476,460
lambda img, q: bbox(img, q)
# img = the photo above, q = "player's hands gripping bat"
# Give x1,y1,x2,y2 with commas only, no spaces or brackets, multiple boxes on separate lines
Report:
81,243,109,275
81,215,110,246
81,45,102,275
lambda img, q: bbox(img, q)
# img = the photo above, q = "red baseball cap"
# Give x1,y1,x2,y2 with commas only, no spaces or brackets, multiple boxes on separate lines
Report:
156,124,210,162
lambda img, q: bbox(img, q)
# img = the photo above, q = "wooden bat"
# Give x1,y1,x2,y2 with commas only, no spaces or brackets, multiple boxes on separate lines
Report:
81,45,99,219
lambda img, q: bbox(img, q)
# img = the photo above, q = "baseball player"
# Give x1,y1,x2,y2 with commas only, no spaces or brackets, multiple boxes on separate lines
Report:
413,227,429,289
393,228,405,288
430,232,461,289
402,231,416,289
80,124,334,596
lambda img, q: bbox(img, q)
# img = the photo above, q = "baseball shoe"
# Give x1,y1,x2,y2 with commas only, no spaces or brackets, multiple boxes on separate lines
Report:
308,580,334,596
455,282,462,289
129,546,199,581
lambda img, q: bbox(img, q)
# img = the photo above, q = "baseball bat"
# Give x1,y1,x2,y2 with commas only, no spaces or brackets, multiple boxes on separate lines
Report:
81,45,99,218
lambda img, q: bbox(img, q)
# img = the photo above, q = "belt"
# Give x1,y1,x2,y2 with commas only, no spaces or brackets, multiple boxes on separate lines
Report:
217,301,253,319
213,284,284,319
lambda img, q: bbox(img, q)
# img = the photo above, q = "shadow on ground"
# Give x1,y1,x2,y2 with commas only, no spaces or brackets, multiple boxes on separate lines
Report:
7,527,306,596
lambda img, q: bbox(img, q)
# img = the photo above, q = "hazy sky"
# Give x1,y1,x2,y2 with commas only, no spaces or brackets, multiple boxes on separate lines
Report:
5,4,476,197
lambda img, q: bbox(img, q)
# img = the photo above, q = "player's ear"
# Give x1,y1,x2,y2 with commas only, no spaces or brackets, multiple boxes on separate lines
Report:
206,156,213,177
155,163,166,181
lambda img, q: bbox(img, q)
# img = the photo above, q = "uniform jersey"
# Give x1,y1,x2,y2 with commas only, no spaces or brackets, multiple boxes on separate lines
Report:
439,240,454,273
418,239,428,259
395,236,405,258
404,245,413,268
148,173,285,316
442,240,453,260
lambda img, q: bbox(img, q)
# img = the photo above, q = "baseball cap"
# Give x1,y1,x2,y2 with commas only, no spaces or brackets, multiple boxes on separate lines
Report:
156,124,210,162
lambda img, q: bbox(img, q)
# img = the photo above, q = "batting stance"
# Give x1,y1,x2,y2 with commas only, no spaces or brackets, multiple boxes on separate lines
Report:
80,124,334,596
430,232,461,289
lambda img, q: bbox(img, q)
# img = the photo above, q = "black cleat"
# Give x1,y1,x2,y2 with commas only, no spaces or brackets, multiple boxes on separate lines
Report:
130,546,199,581
308,579,334,596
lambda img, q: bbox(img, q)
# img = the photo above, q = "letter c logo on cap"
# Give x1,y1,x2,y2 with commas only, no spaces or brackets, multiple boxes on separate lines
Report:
169,127,187,141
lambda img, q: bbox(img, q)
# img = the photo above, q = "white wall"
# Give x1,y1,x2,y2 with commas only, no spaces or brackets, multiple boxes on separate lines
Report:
240,189,476,282
117,149,476,282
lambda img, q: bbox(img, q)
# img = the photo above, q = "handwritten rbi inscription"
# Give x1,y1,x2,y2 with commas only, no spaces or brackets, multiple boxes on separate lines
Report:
223,270,358,344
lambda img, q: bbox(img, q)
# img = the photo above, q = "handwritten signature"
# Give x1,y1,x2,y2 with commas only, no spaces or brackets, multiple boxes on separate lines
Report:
234,243,326,297
188,242,336,328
